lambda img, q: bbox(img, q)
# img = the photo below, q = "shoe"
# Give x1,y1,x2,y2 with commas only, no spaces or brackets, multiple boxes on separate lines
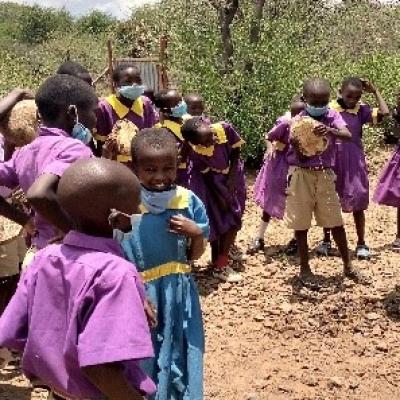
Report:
355,244,371,260
392,238,400,252
284,238,297,255
247,238,265,254
315,241,332,257
213,266,243,283
229,247,248,262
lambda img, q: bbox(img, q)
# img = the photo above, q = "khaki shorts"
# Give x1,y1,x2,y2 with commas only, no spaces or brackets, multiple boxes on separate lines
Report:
285,167,343,231
0,235,27,277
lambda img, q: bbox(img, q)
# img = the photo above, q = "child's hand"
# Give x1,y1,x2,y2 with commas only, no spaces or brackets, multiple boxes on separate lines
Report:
169,215,203,238
144,298,157,329
361,79,377,94
108,209,131,232
12,88,34,101
313,124,328,137
102,134,118,160
23,217,37,236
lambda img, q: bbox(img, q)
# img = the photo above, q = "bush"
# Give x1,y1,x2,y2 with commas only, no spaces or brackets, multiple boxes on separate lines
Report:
76,11,116,35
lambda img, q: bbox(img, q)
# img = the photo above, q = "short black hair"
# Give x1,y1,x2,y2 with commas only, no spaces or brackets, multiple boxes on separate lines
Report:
35,74,98,123
132,128,178,163
181,116,204,142
153,89,169,109
184,93,204,103
303,78,331,96
341,76,363,90
112,62,141,82
57,61,89,77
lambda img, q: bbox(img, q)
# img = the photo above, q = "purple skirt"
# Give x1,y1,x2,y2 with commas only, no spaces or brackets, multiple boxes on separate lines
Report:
254,153,289,219
333,142,369,213
373,145,400,207
188,163,246,242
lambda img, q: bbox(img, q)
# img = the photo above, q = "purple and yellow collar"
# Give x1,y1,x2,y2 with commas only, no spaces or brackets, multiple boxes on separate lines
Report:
106,94,144,119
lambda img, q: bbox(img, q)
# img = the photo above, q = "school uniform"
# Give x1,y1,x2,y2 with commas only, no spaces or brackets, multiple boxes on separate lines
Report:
270,110,347,231
95,95,157,162
0,231,155,399
0,127,92,266
122,187,209,400
330,100,378,212
254,112,291,219
187,122,246,242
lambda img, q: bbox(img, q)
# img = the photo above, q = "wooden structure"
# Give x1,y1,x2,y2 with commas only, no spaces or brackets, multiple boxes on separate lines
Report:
93,36,169,92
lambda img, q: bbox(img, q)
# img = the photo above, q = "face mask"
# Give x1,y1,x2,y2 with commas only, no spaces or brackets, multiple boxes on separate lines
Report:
170,101,188,118
141,186,176,214
306,104,328,118
118,84,145,101
112,214,142,243
70,105,92,145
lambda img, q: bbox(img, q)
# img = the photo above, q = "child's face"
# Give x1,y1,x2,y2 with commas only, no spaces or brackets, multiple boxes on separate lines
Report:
191,124,215,147
290,101,305,117
163,91,182,111
115,68,142,88
187,99,205,116
135,148,177,191
340,85,362,109
72,102,98,131
304,88,330,108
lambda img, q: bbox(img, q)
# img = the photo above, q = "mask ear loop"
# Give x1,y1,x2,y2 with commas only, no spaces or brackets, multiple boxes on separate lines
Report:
70,105,79,125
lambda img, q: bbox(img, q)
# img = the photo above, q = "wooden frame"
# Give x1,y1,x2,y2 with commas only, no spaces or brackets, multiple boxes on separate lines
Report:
93,36,169,92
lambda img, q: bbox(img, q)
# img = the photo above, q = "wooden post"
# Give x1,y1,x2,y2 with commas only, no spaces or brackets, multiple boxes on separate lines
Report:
107,39,115,93
159,35,168,90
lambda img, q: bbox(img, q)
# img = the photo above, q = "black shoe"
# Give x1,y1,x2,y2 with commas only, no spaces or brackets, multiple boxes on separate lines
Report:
284,238,298,255
247,238,265,254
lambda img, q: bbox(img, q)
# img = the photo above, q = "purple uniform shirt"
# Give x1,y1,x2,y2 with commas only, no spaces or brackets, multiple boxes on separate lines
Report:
269,109,347,168
0,127,93,249
0,231,155,399
0,135,11,198
94,95,157,142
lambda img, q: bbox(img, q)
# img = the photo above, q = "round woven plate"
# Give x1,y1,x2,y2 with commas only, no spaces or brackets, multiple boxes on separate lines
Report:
0,216,23,244
111,119,139,156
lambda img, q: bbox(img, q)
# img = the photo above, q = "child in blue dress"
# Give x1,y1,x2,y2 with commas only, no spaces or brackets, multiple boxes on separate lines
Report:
117,128,209,400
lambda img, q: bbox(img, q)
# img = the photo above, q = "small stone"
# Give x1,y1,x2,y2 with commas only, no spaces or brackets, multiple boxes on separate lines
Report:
349,381,360,390
328,376,344,389
280,302,292,313
254,314,264,322
376,343,389,353
246,393,259,400
366,312,380,321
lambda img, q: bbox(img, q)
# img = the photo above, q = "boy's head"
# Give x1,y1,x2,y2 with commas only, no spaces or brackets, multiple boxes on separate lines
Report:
57,61,93,86
113,63,144,102
58,158,141,237
303,78,331,117
154,89,186,119
184,93,205,116
143,85,155,103
290,95,306,117
340,76,364,109
182,117,214,147
132,128,178,191
35,74,98,134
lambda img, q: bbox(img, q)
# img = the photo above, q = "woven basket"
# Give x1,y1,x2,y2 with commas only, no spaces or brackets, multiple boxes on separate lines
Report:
0,216,22,244
112,119,138,157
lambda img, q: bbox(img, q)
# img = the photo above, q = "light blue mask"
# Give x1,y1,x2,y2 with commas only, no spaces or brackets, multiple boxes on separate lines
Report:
141,186,176,215
306,104,328,118
112,214,142,243
171,101,188,118
118,84,145,101
71,122,92,145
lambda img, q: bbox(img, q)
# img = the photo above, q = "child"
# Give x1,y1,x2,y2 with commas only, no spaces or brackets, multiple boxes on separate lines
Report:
0,158,156,400
118,128,209,400
94,62,157,157
249,96,305,254
184,93,205,117
56,60,93,86
182,117,246,283
0,75,96,266
316,77,389,259
374,95,400,250
271,78,367,288
154,89,191,186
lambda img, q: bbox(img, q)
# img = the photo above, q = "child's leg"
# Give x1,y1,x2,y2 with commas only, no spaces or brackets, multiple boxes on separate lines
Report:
210,240,220,265
248,212,271,253
295,230,313,278
220,228,239,259
353,210,366,245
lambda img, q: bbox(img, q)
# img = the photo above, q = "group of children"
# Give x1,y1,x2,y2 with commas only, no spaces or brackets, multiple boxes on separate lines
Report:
0,58,399,400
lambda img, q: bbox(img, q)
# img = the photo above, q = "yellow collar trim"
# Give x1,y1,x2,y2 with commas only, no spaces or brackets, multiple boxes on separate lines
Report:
330,100,360,115
139,186,190,214
106,95,144,119
160,120,184,142
191,122,228,156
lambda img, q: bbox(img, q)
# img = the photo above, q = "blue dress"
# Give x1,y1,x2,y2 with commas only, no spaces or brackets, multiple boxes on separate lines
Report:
122,187,209,400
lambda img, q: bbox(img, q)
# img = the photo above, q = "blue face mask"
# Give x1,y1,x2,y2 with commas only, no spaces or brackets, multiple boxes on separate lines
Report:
141,186,176,214
70,105,92,145
170,101,188,119
118,84,145,101
112,214,142,243
306,104,328,118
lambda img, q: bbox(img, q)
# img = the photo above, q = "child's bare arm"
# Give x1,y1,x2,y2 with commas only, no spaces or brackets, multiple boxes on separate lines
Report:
0,89,34,123
0,196,35,234
27,173,74,236
362,80,390,117
226,148,240,194
83,363,144,400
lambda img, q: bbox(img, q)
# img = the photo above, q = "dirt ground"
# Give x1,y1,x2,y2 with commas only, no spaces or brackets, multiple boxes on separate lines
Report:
1,148,400,400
